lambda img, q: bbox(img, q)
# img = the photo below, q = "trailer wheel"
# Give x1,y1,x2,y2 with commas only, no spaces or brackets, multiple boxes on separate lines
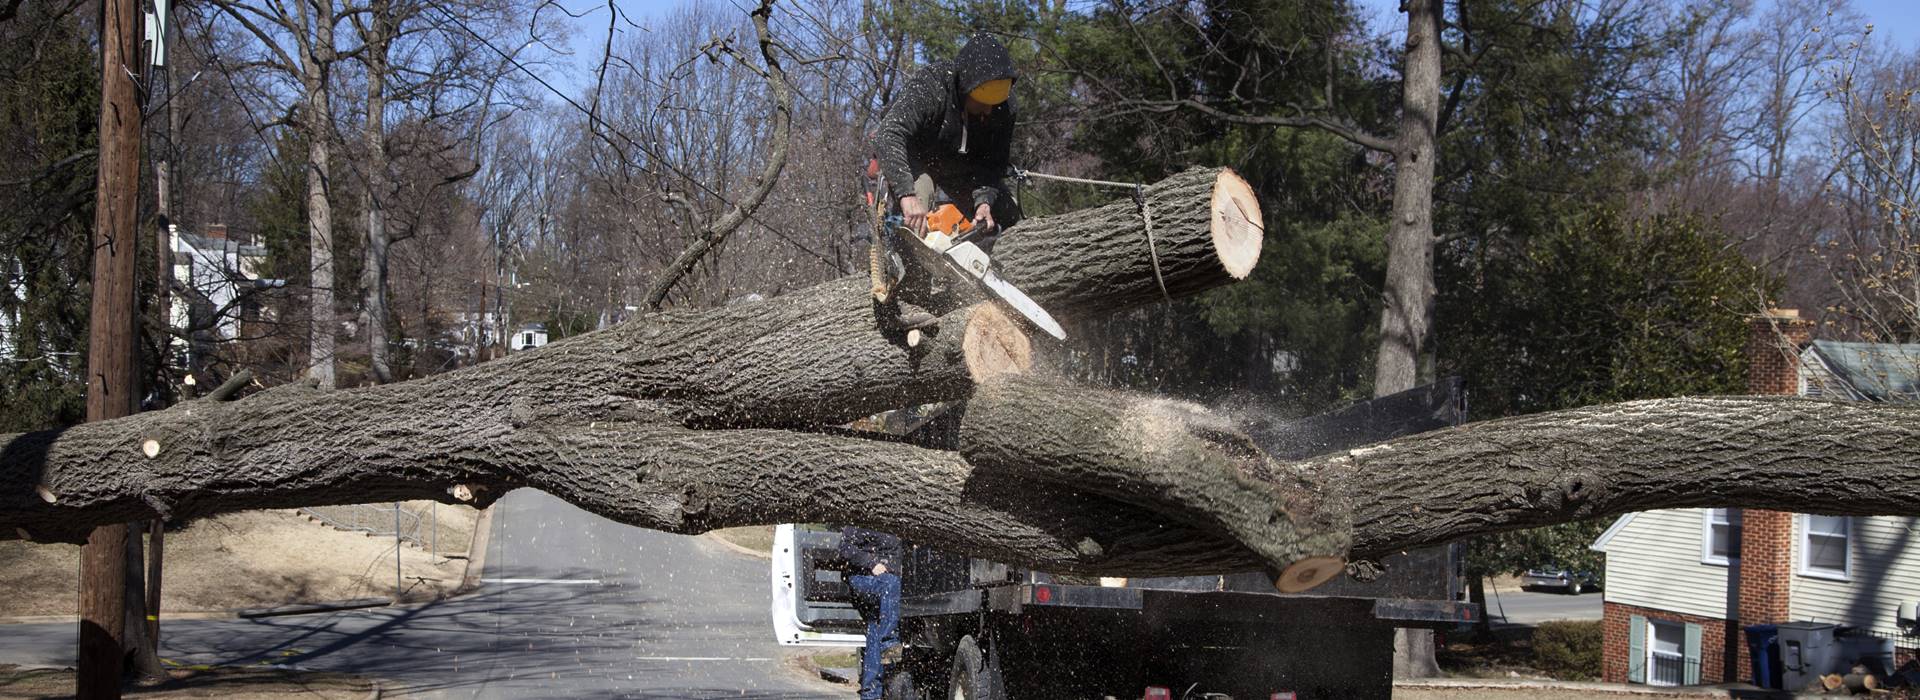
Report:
948,635,1005,700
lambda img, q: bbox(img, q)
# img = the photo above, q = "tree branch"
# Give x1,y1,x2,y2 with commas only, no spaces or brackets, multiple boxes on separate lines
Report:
642,0,793,310
1157,98,1398,153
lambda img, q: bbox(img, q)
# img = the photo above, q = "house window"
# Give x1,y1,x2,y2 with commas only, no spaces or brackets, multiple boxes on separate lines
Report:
1799,514,1851,580
523,332,535,347
1702,508,1742,565
1647,620,1687,686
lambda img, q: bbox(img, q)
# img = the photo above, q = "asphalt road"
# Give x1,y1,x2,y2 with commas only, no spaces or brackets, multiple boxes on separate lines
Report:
0,489,844,699
1481,586,1604,625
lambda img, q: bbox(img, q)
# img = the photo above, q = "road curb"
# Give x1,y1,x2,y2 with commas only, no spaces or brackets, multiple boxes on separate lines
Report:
236,598,392,619
458,505,496,593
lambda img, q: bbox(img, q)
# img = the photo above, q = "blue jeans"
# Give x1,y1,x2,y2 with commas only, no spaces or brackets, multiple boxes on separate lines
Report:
848,572,902,700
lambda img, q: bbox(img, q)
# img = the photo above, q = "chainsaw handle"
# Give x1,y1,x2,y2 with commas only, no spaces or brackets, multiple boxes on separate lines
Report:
953,218,997,244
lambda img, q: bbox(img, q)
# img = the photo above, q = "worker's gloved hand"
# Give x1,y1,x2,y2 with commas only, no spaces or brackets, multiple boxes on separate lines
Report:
971,201,1001,254
899,195,928,233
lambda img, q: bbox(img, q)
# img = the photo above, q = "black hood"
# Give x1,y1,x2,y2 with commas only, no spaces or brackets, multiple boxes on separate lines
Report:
952,33,1016,97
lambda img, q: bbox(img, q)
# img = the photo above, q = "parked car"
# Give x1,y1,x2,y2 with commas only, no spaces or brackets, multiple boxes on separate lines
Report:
1521,568,1602,595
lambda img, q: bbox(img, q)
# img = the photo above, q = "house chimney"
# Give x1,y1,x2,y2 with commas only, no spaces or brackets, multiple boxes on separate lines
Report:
1735,308,1814,682
1746,309,1810,396
206,223,228,241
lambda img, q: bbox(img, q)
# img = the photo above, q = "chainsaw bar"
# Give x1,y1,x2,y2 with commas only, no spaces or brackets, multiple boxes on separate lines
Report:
975,264,1067,340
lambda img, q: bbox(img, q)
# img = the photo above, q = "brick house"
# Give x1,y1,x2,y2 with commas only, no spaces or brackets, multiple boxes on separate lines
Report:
1590,309,1920,687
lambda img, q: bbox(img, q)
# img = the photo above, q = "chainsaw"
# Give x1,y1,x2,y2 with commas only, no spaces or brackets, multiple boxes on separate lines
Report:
867,158,1075,343
887,202,1066,341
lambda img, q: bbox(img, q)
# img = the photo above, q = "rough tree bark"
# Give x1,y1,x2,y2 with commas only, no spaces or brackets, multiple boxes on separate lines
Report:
81,0,143,692
1376,0,1442,396
299,0,338,390
5,168,1918,590
359,0,395,384
1383,0,1446,676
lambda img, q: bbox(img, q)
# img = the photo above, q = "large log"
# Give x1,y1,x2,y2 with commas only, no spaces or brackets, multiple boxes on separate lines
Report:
5,379,1918,582
4,166,1919,585
960,379,1351,591
0,168,1266,540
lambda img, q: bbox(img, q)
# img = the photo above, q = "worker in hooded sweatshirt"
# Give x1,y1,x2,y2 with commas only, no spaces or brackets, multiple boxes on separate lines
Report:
867,33,1020,327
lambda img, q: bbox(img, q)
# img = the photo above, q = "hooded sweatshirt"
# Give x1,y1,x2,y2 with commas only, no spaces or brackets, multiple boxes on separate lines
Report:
872,34,1017,210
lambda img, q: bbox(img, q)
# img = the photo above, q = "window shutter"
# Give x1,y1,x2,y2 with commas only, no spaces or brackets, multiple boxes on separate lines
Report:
1629,614,1647,683
1684,622,1703,685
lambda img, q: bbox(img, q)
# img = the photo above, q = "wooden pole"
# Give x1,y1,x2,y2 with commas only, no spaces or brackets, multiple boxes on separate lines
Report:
78,0,145,694
147,0,175,655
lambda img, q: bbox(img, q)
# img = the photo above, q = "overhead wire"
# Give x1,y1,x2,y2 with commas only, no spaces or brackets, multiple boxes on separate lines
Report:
423,2,831,267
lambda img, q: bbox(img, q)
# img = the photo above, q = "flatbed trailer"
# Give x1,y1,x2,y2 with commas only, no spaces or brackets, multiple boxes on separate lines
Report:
772,380,1478,699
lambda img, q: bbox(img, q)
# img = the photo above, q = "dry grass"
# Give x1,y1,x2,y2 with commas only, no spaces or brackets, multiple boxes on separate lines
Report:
0,503,479,617
711,525,776,555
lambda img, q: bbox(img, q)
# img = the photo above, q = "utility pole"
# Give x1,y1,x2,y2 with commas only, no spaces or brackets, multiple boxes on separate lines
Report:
78,0,145,694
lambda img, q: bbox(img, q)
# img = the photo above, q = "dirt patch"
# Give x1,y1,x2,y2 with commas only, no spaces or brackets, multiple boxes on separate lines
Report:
0,664,376,699
0,503,479,617
710,525,775,556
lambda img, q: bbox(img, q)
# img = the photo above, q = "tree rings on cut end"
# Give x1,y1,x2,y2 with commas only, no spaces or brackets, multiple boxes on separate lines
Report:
141,439,161,458
1273,555,1345,593
962,304,1033,382
1209,168,1264,279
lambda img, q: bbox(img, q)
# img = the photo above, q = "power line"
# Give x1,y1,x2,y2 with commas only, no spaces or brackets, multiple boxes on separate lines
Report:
423,2,830,267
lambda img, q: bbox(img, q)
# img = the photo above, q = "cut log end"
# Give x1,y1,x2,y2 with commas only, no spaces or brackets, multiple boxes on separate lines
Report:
1209,169,1264,280
962,304,1033,382
1273,555,1345,593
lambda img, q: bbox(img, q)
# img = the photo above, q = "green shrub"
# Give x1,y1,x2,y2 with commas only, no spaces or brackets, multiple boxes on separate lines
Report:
1532,620,1603,680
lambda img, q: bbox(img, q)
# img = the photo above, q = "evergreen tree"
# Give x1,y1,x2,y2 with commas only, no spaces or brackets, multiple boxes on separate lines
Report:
0,4,101,431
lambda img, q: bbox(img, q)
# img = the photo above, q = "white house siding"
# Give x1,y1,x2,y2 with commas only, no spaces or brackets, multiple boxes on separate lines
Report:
1601,509,1737,619
1790,515,1920,637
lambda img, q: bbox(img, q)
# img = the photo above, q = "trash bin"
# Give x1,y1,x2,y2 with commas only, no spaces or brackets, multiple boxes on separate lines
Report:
1745,624,1779,689
1777,621,1839,692
1838,634,1897,677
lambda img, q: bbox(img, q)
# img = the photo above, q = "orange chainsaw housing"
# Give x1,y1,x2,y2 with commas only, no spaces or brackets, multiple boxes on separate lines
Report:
924,203,973,237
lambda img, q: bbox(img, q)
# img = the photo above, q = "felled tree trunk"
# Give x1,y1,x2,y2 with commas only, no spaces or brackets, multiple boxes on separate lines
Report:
4,167,1919,588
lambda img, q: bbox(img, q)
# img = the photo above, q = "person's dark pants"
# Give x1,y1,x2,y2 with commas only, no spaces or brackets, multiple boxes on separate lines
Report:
848,572,902,700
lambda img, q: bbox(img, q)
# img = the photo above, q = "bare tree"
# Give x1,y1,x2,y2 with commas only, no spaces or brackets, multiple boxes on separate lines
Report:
1812,44,1920,351
200,0,354,389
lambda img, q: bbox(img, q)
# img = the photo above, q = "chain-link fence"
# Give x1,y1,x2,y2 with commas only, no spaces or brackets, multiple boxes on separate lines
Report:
301,501,455,557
